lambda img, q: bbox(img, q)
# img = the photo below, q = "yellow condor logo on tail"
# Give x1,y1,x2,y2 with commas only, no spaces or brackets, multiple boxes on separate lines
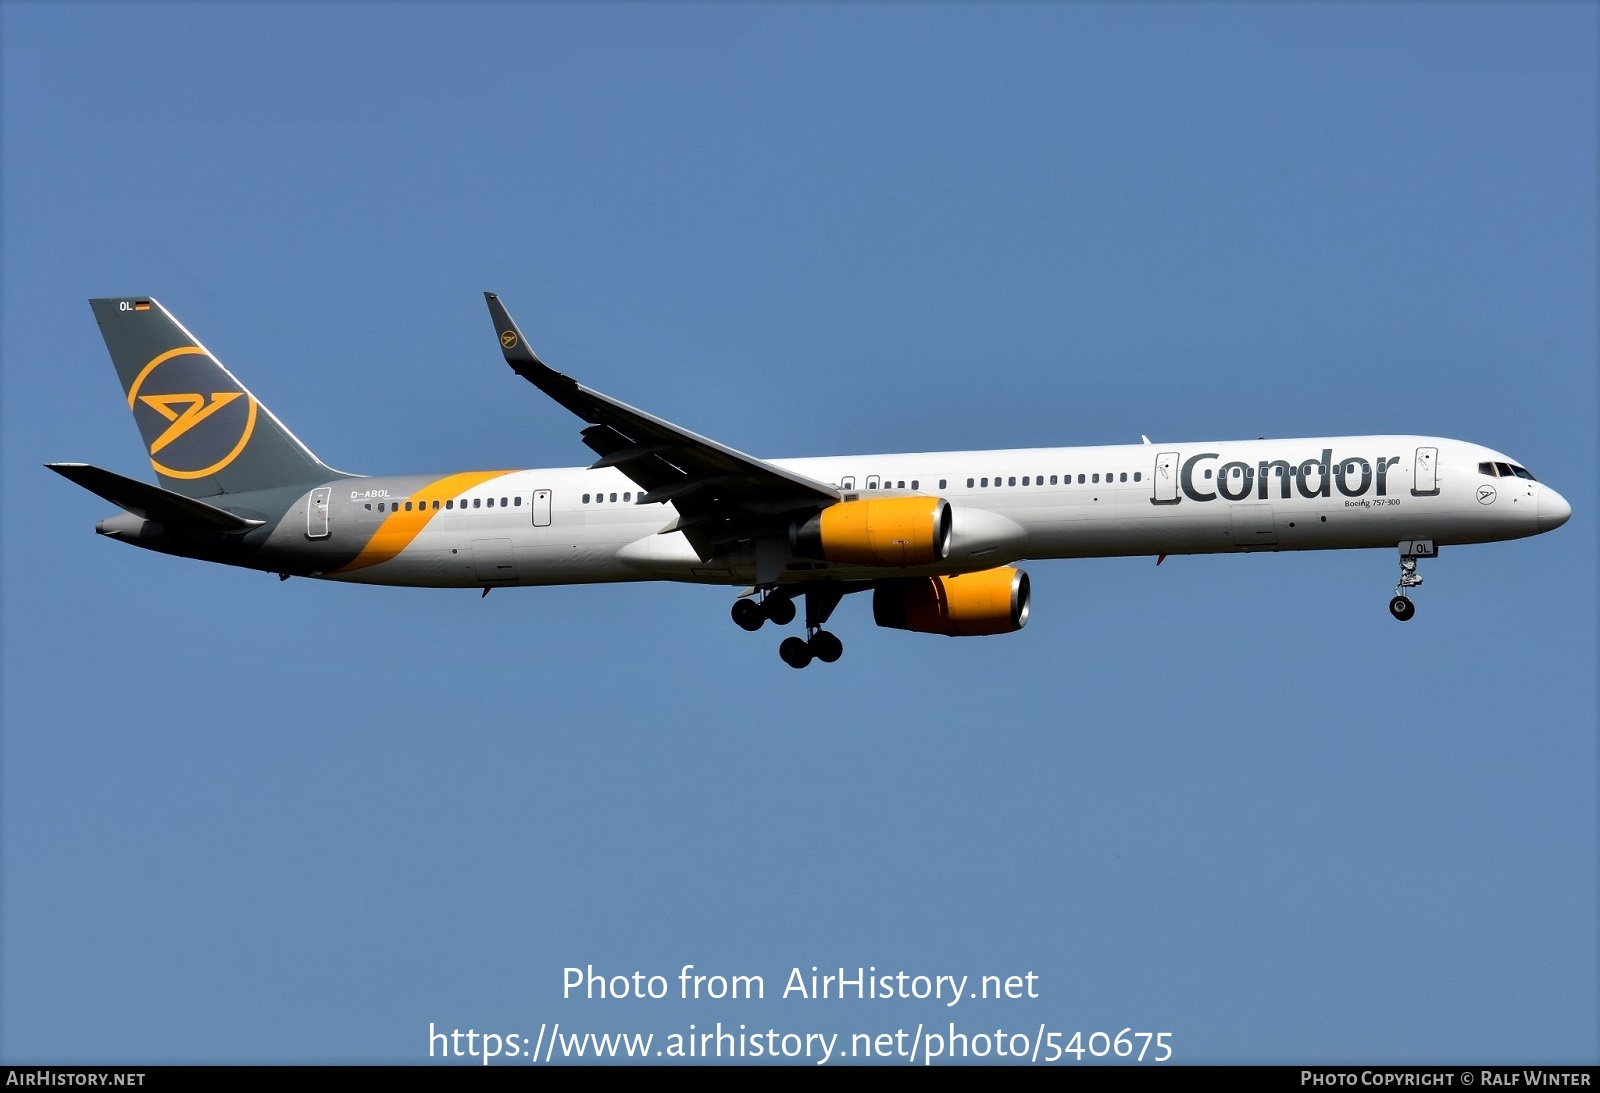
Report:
127,347,258,479
140,391,244,454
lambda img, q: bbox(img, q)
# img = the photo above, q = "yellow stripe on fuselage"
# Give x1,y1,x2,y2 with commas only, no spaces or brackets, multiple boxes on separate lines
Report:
331,470,517,573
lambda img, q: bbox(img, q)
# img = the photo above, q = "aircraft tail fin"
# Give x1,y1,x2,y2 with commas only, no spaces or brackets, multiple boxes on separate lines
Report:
45,462,265,534
89,297,347,498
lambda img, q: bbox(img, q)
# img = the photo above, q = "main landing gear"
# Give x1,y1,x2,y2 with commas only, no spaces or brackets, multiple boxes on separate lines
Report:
731,585,846,668
779,630,842,669
1388,540,1432,622
730,591,796,631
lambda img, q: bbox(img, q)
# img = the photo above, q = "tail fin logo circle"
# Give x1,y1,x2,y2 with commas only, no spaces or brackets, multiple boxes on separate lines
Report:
128,347,258,479
500,331,518,349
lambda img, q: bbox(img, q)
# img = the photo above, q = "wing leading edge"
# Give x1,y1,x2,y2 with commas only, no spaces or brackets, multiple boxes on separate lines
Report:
483,293,840,555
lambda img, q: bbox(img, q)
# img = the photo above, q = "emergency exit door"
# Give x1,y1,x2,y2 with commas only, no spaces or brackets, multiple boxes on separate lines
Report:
1151,452,1180,504
307,487,331,539
1412,447,1439,496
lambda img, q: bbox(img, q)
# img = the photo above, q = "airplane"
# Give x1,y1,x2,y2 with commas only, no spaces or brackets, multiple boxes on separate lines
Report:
49,294,1572,668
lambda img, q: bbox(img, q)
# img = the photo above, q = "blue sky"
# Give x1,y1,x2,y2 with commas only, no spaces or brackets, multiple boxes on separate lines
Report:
3,2,1595,1065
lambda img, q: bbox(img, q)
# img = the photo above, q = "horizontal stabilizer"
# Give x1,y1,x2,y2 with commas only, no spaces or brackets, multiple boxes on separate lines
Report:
45,463,265,533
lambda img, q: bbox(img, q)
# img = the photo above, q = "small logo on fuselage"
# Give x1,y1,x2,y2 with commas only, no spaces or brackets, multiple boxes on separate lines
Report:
1477,484,1497,504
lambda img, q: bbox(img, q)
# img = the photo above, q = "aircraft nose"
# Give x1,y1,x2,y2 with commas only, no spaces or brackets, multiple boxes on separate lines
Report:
1537,486,1572,531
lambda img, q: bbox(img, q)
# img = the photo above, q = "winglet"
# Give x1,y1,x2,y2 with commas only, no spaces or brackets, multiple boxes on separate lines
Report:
484,292,570,389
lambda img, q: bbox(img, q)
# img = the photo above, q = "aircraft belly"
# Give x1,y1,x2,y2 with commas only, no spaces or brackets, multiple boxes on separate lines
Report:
323,548,474,586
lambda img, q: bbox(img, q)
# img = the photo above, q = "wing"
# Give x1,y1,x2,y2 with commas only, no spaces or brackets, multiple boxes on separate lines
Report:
484,293,839,554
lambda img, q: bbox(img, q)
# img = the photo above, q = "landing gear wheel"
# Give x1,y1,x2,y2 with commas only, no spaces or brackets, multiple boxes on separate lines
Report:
765,596,796,626
1389,595,1415,622
732,598,765,631
779,636,813,669
810,630,843,663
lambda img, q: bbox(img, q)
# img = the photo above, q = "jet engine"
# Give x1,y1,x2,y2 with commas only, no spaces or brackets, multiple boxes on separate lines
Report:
791,496,952,567
872,566,1031,636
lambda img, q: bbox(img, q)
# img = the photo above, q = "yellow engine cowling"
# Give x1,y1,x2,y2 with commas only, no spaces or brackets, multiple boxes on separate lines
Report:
791,496,952,567
872,567,1031,636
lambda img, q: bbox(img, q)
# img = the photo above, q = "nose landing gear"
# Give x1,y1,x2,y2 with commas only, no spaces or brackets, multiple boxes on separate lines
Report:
1388,540,1434,622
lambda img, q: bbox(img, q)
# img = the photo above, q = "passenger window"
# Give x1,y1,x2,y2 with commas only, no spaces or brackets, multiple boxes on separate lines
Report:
473,498,482,508
1093,473,1100,483
966,478,974,488
1120,472,1127,482
446,499,454,509
981,478,989,487
609,493,617,503
1133,472,1141,482
1008,477,1016,487
581,494,589,504
1202,470,1211,480
912,480,920,490
1077,474,1085,484
514,497,522,506
624,492,631,502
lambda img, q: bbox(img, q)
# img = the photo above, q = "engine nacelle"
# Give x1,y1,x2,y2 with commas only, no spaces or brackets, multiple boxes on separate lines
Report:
791,496,952,567
873,567,1031,636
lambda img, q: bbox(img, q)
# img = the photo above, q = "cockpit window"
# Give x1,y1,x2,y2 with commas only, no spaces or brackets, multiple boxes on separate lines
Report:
1484,460,1538,481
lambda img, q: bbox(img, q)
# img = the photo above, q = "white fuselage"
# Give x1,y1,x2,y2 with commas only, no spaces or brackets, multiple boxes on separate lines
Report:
311,435,1565,589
